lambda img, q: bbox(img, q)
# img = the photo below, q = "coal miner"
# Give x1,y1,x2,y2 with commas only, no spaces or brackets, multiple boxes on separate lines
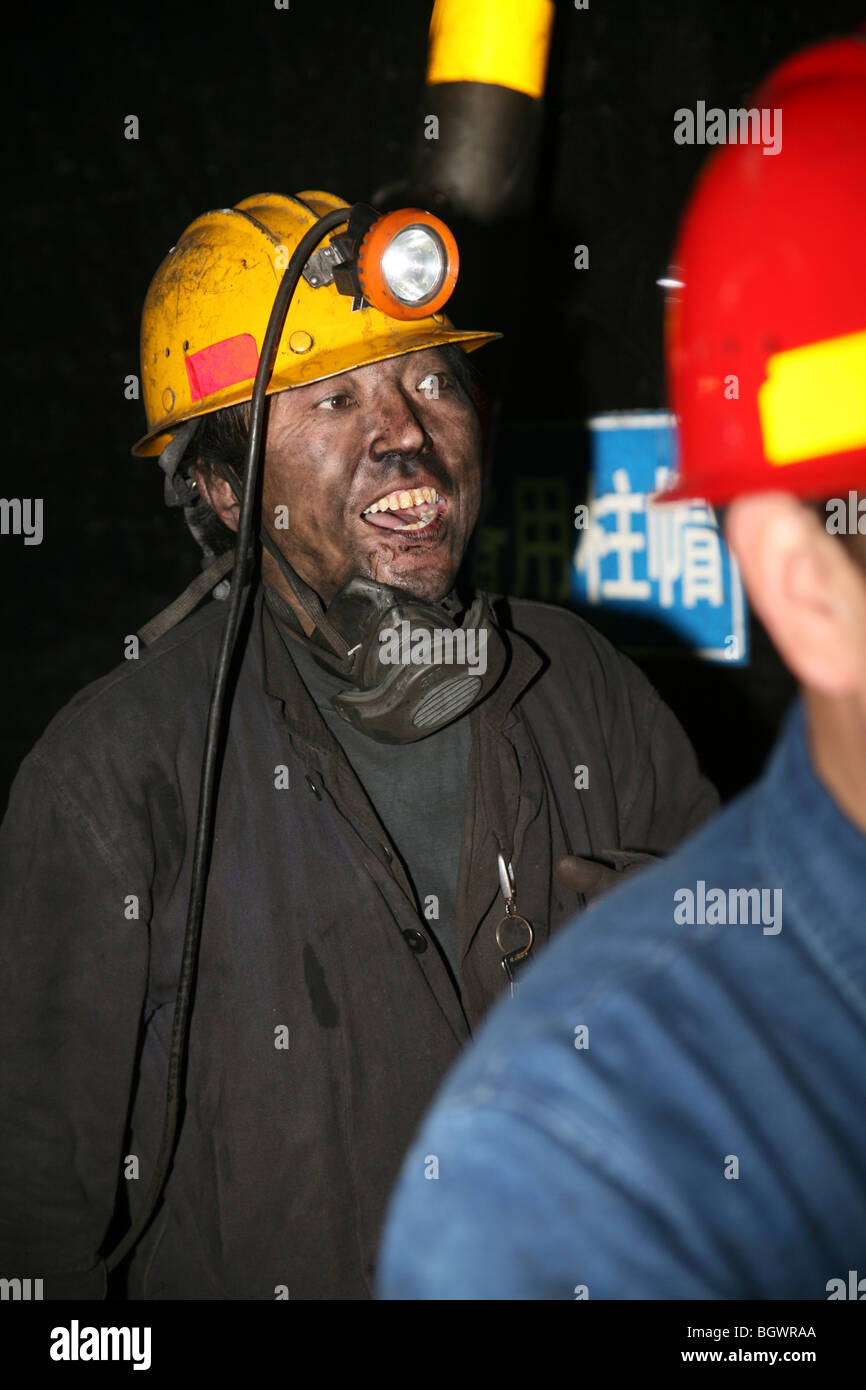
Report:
0,190,717,1299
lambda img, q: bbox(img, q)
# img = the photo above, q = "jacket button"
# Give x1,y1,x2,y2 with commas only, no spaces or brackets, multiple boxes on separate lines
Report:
402,929,428,953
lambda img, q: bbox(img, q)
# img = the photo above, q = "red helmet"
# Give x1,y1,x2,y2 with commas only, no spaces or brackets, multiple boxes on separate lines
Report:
661,34,866,503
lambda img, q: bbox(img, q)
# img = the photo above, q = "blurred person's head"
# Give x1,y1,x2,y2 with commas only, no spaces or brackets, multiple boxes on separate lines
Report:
724,494,866,829
660,35,866,828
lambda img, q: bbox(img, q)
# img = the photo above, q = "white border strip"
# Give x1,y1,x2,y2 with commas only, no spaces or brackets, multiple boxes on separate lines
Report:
587,411,677,430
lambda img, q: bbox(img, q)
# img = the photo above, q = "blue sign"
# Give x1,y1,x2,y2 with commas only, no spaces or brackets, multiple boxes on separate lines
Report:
572,411,748,664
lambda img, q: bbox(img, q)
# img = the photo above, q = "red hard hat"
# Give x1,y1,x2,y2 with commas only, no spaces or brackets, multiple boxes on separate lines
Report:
661,34,866,504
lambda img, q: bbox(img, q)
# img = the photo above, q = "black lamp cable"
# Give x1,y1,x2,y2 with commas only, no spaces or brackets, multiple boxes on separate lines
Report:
105,204,351,1272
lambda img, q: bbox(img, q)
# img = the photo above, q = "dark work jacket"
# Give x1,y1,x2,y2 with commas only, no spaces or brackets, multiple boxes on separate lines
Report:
0,585,718,1300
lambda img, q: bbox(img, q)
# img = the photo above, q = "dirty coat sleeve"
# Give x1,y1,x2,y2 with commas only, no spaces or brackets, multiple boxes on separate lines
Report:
0,752,150,1299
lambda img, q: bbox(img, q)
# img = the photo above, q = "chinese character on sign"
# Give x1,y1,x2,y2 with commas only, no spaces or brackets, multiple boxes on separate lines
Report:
573,412,747,663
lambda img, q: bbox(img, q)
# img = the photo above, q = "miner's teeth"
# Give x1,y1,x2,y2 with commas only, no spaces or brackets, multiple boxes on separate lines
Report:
363,486,440,515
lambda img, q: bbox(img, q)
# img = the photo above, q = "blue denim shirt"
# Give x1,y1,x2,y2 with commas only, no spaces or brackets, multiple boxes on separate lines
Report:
377,701,866,1299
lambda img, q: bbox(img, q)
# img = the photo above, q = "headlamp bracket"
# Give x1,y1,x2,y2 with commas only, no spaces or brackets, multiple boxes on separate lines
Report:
302,240,372,312
301,242,347,289
302,203,381,300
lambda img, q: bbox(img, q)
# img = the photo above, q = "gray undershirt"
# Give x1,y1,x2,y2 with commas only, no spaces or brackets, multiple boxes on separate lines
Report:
265,586,471,991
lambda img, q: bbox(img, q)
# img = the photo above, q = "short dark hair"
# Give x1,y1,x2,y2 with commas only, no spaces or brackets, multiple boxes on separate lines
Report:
179,341,479,558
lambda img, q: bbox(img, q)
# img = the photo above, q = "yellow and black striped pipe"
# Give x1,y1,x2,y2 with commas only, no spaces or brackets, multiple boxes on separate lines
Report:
409,0,555,224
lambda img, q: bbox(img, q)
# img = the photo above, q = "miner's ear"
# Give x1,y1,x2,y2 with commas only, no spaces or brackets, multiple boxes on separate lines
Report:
191,463,240,533
725,493,866,695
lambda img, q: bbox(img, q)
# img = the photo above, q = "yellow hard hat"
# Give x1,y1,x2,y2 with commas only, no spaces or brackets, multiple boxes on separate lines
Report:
132,190,502,458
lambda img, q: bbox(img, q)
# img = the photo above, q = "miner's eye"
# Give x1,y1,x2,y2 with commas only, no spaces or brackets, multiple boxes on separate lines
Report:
417,372,451,396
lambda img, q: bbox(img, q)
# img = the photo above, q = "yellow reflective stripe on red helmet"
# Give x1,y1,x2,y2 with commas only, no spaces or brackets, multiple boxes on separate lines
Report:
427,0,554,99
759,329,866,465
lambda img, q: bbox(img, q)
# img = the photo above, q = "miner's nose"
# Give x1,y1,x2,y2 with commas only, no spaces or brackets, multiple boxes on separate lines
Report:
368,381,428,461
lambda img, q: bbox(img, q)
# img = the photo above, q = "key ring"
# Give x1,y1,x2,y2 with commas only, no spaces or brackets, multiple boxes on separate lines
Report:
495,912,534,962
496,853,535,996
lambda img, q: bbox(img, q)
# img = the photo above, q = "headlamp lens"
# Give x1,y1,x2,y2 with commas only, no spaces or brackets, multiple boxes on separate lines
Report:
355,208,459,320
381,226,445,305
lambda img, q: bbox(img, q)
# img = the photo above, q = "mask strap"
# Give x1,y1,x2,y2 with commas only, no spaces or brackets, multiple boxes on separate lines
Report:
211,460,353,662
137,550,235,646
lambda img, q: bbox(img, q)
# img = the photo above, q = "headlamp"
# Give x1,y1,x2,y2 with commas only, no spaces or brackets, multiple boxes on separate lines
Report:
327,204,459,320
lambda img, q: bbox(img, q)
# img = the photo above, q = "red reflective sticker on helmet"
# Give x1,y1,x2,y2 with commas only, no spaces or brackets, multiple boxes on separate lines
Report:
185,334,259,401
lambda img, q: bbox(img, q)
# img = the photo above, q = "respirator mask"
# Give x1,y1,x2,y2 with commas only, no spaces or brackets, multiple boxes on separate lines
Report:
298,575,507,743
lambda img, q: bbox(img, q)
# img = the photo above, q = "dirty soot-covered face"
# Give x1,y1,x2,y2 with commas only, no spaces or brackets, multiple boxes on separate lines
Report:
260,346,482,606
